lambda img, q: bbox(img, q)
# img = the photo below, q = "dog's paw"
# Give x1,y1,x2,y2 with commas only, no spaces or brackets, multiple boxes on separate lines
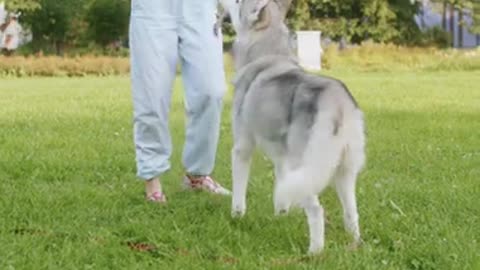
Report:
231,209,245,218
274,205,290,216
307,243,324,255
347,238,363,251
231,202,246,218
273,196,291,216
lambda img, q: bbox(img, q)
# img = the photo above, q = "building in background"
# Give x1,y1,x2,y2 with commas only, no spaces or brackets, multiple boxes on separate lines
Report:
415,0,479,48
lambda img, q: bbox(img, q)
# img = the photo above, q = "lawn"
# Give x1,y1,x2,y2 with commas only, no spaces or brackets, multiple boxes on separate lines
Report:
0,71,479,269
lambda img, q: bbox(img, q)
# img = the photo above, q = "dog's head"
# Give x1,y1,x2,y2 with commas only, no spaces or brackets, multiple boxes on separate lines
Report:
223,0,292,34
222,0,294,69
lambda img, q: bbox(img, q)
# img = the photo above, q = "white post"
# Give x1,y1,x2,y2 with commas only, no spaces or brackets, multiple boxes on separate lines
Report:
296,31,322,71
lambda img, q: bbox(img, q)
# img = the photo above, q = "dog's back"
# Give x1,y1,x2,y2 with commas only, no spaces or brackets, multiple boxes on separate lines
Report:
234,53,365,197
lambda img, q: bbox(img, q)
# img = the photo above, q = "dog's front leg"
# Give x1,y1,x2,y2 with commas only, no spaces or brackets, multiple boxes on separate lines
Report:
301,195,325,255
231,137,255,218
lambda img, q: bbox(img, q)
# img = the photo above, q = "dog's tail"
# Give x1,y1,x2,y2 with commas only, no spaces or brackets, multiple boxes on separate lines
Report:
274,107,365,209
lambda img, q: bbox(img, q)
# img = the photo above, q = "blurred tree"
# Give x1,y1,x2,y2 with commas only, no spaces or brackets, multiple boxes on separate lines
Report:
471,1,480,45
286,0,420,44
22,0,87,55
85,0,129,47
7,0,476,54
4,0,40,12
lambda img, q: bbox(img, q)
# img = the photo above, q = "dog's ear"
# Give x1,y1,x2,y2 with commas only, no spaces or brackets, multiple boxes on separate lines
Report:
276,0,292,19
247,0,271,30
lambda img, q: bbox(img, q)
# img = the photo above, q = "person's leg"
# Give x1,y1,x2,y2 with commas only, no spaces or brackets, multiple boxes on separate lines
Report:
178,0,230,195
129,0,179,200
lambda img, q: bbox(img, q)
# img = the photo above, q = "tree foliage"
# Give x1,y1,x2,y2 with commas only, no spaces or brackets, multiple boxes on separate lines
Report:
470,1,480,34
6,0,479,55
4,0,40,12
21,0,85,54
85,0,129,46
286,0,422,44
429,0,480,45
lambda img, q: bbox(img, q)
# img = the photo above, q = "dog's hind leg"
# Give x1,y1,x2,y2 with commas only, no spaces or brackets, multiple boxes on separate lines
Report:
335,112,365,248
231,135,255,218
301,195,325,254
334,147,364,247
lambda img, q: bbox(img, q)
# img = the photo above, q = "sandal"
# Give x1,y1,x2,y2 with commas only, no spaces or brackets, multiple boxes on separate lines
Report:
145,191,167,203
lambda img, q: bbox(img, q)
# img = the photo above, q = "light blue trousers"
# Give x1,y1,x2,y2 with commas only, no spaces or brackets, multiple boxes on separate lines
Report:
129,0,226,180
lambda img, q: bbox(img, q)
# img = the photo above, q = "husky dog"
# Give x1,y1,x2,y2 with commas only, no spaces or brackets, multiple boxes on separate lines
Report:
222,0,366,254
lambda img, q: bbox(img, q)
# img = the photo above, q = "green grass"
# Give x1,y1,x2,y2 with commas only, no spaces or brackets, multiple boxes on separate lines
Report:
0,71,479,269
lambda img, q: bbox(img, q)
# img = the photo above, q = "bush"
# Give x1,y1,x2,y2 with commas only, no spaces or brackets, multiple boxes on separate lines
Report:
2,44,480,77
417,27,452,48
322,42,480,72
0,55,129,77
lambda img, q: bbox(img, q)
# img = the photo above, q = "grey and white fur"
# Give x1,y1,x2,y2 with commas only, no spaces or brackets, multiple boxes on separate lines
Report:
221,0,366,254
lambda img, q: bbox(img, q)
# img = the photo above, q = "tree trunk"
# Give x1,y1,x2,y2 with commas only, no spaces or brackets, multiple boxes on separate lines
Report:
420,6,426,29
442,1,447,31
449,3,455,47
458,8,463,48
54,40,64,56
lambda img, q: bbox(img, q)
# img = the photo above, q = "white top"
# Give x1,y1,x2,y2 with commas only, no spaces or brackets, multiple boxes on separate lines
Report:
2,20,21,50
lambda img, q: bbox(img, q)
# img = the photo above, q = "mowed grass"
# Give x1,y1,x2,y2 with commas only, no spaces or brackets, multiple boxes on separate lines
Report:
0,71,479,269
